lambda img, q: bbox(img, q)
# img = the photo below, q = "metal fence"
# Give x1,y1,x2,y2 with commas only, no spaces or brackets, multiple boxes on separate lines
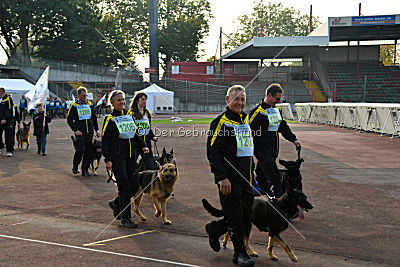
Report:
7,55,141,79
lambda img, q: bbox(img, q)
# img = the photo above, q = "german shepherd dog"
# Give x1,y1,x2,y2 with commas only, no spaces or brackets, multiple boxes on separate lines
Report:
202,189,313,262
137,147,174,172
16,122,31,150
70,136,102,175
134,160,178,225
255,157,304,197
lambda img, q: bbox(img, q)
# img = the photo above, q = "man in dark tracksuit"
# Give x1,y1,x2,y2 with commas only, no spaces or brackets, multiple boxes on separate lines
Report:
205,85,255,266
249,83,300,198
19,95,27,121
12,103,21,148
0,87,14,157
67,87,100,176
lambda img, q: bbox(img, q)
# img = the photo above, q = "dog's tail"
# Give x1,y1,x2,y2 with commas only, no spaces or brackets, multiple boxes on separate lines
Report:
202,199,223,217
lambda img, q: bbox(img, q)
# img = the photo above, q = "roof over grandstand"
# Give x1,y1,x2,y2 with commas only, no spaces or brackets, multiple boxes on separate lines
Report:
328,14,400,41
222,14,400,60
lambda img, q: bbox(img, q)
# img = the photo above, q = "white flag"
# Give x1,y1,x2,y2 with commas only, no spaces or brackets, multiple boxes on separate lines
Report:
26,66,50,110
96,94,106,106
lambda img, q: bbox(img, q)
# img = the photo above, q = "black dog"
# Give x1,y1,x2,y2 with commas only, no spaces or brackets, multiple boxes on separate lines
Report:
137,147,174,172
202,189,313,262
278,158,304,193
70,136,102,175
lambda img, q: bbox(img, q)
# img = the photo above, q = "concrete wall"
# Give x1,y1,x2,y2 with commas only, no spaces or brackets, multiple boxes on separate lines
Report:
317,46,379,63
20,66,135,83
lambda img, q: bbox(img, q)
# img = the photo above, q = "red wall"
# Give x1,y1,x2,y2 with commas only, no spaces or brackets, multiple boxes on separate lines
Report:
167,62,215,83
223,62,258,82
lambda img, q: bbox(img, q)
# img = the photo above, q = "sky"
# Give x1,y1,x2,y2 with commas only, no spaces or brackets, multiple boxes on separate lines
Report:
1,0,400,72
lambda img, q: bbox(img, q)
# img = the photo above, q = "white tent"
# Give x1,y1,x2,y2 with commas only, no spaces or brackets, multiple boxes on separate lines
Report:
135,84,174,114
0,79,34,107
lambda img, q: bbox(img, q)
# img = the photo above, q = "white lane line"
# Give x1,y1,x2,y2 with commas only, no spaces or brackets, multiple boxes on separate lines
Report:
0,234,201,267
11,222,28,226
83,230,156,246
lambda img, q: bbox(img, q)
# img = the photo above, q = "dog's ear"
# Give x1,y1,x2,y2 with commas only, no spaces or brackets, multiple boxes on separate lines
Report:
27,122,31,126
170,148,173,154
163,147,166,154
279,159,287,166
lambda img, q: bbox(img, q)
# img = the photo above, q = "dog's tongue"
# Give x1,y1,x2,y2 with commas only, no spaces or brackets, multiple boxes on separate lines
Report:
299,207,305,220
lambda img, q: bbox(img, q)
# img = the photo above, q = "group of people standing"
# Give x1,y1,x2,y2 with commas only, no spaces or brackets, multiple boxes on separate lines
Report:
205,83,300,266
66,87,158,228
0,87,52,157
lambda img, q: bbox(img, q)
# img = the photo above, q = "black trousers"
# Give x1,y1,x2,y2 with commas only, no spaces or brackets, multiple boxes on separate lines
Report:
111,157,139,219
208,183,254,254
136,147,155,170
256,158,283,198
0,122,13,152
19,108,26,121
72,134,93,172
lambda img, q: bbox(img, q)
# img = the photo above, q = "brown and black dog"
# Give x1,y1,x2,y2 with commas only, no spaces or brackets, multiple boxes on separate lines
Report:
71,136,102,175
16,122,31,150
202,189,313,262
134,160,178,225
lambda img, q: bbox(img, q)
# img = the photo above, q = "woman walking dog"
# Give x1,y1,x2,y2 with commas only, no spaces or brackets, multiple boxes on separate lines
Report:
102,90,149,228
129,92,158,170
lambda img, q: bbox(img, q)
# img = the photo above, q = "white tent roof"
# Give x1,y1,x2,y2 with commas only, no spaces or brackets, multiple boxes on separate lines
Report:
137,84,174,95
308,21,329,37
0,79,34,93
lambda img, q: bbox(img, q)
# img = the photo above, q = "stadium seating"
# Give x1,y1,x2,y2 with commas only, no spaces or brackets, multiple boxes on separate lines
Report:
323,62,400,103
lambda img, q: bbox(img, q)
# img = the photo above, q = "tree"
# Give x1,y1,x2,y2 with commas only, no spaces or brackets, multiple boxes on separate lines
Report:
158,0,212,68
0,0,42,64
31,0,131,66
112,0,212,68
0,0,131,66
380,44,400,66
224,1,320,51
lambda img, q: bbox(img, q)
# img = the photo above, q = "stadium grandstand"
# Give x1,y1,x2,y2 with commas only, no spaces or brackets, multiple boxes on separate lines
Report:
156,14,400,112
1,14,399,113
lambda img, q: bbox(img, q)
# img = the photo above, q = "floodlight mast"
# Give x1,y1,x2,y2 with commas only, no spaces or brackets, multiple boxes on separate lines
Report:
149,0,159,82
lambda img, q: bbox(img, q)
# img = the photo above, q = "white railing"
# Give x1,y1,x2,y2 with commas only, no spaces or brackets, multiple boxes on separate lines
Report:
295,102,400,138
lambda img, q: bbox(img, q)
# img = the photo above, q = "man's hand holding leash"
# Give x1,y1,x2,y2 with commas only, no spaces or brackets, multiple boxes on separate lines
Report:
294,140,301,149
219,178,231,195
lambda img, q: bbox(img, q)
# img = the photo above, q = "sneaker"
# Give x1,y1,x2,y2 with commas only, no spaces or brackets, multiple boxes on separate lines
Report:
81,170,91,177
119,218,138,228
42,153,47,156
6,152,13,157
205,223,221,252
72,166,79,174
233,252,255,266
108,200,121,220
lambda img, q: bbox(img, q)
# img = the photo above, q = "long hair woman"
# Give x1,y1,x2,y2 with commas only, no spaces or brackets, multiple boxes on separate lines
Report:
129,92,158,170
102,90,149,228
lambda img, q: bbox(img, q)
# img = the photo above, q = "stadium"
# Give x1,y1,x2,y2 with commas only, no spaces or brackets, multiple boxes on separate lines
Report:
0,1,399,266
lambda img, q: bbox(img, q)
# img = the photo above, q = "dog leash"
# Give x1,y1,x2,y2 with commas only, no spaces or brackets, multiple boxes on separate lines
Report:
296,146,302,160
153,141,160,158
106,169,116,183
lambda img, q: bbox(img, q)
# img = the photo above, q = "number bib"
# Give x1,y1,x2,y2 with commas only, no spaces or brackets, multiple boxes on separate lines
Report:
114,115,137,139
263,108,282,132
135,115,151,136
232,124,254,157
76,105,92,120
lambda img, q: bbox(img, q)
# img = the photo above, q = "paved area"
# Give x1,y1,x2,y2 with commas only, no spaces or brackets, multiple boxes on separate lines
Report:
0,115,399,266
